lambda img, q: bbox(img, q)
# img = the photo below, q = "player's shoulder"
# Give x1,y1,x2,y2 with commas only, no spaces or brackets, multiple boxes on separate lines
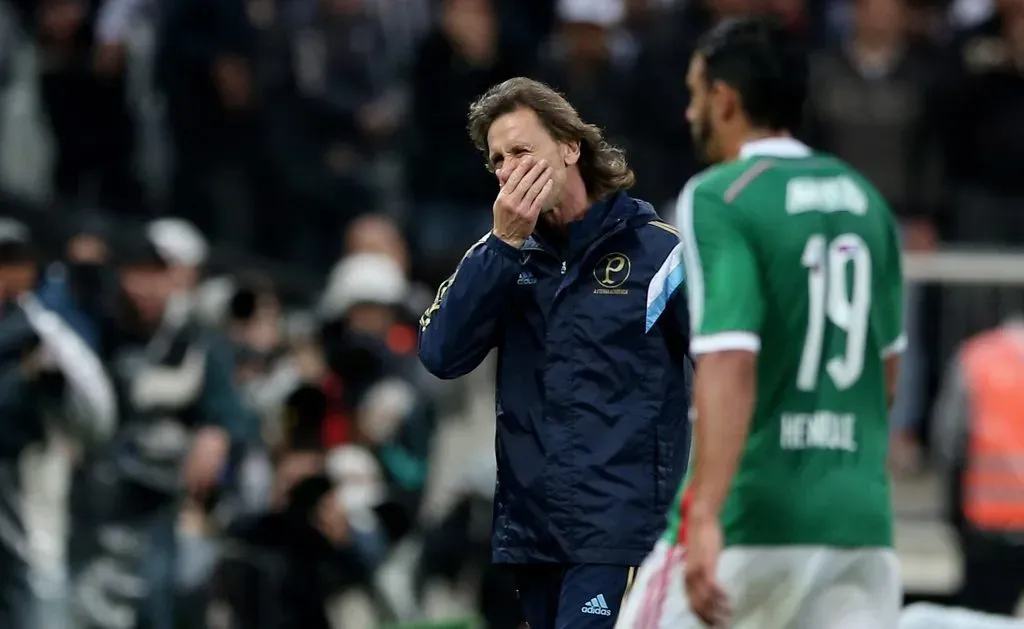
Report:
674,161,769,228
684,161,753,198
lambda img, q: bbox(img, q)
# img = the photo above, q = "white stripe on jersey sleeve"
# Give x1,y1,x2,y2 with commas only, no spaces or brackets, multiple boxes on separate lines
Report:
691,331,762,355
676,174,762,355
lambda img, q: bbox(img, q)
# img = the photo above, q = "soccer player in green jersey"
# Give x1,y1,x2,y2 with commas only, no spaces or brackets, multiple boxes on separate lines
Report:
616,16,905,629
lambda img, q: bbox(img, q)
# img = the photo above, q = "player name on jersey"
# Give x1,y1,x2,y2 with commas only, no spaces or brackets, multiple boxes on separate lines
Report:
779,412,857,452
786,176,868,215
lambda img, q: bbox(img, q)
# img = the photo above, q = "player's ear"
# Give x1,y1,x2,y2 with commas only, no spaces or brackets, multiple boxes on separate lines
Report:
562,140,580,166
710,80,738,122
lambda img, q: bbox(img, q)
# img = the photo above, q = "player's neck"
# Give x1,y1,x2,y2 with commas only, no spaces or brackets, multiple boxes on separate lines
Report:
724,129,793,161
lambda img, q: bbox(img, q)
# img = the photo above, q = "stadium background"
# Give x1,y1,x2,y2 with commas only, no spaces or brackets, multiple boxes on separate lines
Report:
0,0,1020,625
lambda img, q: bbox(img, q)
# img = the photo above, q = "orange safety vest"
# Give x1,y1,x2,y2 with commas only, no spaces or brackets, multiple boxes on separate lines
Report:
961,326,1024,532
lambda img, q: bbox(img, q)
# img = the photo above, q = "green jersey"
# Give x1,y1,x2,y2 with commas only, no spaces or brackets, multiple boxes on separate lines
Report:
664,138,905,549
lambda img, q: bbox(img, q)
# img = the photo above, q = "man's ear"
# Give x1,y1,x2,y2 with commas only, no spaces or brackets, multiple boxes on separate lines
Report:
563,141,580,166
710,80,738,123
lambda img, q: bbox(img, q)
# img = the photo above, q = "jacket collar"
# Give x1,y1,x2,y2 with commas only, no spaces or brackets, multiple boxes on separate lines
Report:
567,191,626,250
528,190,646,254
739,137,813,160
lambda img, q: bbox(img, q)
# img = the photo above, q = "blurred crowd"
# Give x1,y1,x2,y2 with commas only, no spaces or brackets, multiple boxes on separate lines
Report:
5,0,1024,279
0,0,1022,626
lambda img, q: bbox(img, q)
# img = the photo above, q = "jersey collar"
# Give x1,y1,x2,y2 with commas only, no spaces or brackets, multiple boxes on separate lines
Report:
739,137,812,160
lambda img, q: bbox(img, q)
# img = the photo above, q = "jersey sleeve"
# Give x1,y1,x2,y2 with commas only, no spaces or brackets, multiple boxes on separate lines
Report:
676,177,764,356
878,216,906,358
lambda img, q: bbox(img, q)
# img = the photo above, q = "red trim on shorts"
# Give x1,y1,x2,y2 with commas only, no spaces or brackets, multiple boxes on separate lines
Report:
651,547,681,628
638,546,682,629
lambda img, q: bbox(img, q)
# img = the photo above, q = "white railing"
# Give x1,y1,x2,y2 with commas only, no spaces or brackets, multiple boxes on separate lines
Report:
904,250,1024,284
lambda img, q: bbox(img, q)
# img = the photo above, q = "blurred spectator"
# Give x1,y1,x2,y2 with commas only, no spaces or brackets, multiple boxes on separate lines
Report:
320,253,409,344
226,275,295,428
155,0,265,249
494,0,558,51
534,0,636,149
211,384,383,629
11,0,144,214
407,0,530,285
343,213,409,276
945,0,1024,244
932,318,1024,616
68,226,251,629
344,212,435,322
319,253,435,541
37,214,116,353
766,0,830,48
804,0,945,469
227,275,284,371
934,0,1024,415
0,219,117,629
805,0,945,235
623,0,755,210
280,0,404,272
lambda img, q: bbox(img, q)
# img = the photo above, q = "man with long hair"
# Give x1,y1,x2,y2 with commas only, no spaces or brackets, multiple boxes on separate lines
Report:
418,77,692,629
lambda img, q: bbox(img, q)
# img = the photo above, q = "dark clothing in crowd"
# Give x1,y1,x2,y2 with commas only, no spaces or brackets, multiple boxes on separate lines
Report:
804,42,946,222
534,30,636,151
407,31,527,208
156,0,265,248
946,15,1024,200
407,25,531,284
8,0,142,214
622,2,709,208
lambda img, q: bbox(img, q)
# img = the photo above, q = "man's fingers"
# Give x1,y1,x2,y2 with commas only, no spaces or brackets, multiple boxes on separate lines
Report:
509,160,548,203
530,179,554,215
525,169,553,214
686,565,727,626
501,157,535,195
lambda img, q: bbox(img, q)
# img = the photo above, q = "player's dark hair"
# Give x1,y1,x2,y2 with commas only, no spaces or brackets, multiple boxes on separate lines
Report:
695,16,808,132
467,77,635,199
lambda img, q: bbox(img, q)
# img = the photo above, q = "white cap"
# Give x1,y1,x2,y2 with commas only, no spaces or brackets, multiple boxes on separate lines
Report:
147,218,209,268
557,0,624,26
319,253,408,320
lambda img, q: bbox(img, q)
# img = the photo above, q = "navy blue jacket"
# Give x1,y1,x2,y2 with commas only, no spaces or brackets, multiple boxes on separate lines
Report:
419,191,692,566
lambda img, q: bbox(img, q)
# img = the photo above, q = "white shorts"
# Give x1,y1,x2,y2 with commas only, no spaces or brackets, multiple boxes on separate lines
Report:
615,540,902,629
